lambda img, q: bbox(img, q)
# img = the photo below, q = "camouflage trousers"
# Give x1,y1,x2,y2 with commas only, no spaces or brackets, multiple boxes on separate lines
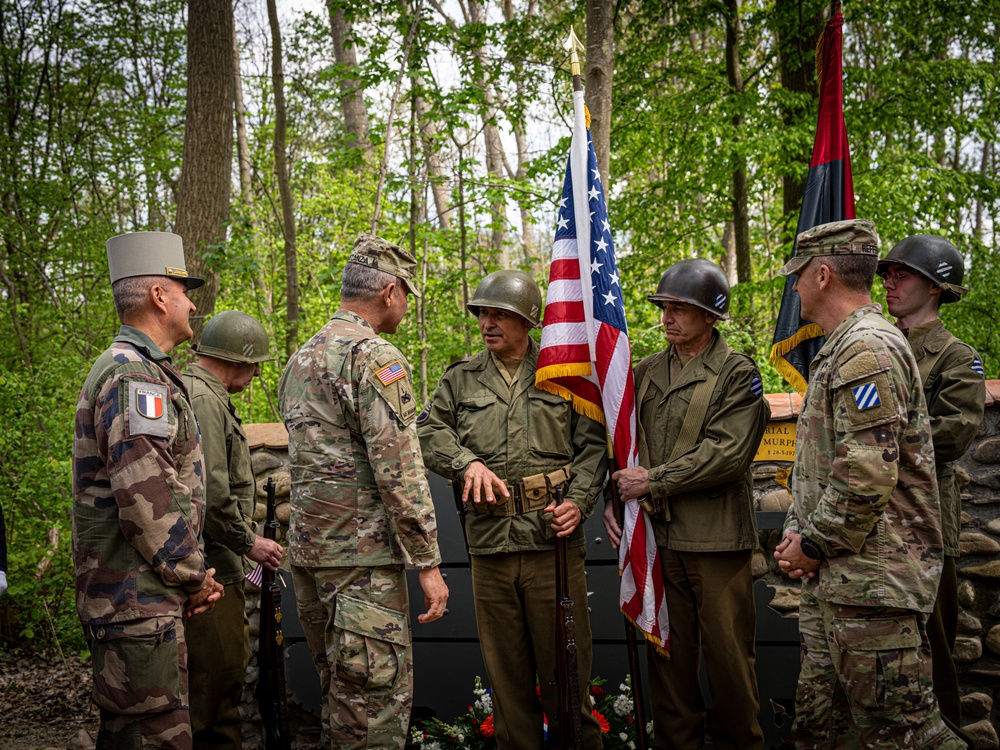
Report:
292,564,412,750
87,615,192,750
793,587,966,749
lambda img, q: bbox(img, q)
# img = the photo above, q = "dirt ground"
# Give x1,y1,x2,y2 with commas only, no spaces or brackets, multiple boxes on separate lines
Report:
0,651,98,750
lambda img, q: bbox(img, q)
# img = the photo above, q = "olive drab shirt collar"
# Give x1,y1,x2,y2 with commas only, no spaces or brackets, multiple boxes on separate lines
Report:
902,318,951,358
464,337,539,405
183,362,243,425
646,328,729,399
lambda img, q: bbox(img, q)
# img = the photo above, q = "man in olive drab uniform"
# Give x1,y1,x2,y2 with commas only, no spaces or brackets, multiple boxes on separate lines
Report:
880,235,985,746
183,310,284,750
604,259,769,750
775,219,964,749
418,270,608,750
72,232,224,750
279,235,448,749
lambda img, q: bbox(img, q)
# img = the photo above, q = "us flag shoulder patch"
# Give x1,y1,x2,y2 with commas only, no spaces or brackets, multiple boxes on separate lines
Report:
750,373,763,398
972,356,985,378
375,360,406,386
851,382,881,410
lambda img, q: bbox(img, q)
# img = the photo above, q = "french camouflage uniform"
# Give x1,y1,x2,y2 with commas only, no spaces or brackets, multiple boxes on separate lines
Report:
279,309,442,750
904,320,985,737
785,304,964,749
182,363,257,750
73,324,207,750
635,330,769,750
418,339,608,750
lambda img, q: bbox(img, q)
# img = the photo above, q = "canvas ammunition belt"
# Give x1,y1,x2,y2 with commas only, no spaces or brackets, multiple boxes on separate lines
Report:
468,463,572,517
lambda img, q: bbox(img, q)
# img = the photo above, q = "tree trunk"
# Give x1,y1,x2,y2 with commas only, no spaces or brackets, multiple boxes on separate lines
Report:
585,0,614,187
267,0,298,356
415,89,453,230
776,0,822,244
326,1,371,152
233,25,253,207
174,0,235,344
723,0,751,283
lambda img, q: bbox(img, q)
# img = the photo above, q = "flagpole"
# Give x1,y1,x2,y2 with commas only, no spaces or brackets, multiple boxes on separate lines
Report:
563,26,649,750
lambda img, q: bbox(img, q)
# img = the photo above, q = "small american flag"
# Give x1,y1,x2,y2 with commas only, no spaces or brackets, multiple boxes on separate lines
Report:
375,360,406,386
246,563,263,587
535,87,669,655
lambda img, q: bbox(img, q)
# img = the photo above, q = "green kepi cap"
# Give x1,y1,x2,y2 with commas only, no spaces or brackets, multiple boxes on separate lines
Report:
778,219,881,277
347,234,421,298
106,231,205,290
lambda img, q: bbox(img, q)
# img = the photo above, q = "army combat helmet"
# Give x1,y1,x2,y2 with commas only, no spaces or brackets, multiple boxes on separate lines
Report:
648,258,731,321
195,310,273,364
878,234,969,304
467,270,543,327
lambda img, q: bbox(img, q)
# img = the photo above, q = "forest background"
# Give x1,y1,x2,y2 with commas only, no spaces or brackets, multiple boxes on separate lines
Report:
0,0,996,653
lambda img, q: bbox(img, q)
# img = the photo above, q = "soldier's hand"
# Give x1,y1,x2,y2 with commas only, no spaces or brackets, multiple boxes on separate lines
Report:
417,567,449,624
545,499,582,538
185,568,225,618
462,461,509,505
602,502,622,549
248,535,284,572
774,530,818,580
612,466,651,502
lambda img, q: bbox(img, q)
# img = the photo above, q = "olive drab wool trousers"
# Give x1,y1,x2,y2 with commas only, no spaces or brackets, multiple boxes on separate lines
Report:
647,548,763,750
471,548,602,750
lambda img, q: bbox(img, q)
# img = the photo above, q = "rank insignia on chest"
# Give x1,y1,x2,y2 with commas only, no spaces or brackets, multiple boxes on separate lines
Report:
136,387,165,419
972,357,985,378
750,373,763,398
851,382,881,410
375,360,406,386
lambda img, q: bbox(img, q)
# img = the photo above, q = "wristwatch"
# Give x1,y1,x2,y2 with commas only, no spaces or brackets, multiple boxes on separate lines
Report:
800,535,825,561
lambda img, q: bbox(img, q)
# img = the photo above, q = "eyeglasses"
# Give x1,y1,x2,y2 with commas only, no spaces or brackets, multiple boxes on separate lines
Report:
879,270,912,285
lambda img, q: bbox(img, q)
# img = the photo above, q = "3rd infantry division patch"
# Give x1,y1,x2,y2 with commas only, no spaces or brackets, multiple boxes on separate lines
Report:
851,382,881,410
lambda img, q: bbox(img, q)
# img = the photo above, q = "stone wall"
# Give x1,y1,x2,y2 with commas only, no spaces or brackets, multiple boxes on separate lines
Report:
239,382,1000,747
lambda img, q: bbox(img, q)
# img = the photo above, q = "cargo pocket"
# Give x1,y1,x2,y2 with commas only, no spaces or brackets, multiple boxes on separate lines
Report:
833,614,923,716
89,617,181,716
333,595,410,694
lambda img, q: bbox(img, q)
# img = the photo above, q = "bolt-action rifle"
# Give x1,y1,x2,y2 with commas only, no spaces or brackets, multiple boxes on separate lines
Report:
255,477,291,750
554,483,584,749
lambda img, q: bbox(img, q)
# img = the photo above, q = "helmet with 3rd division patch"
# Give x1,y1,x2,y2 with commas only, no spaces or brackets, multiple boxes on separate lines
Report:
467,270,543,327
648,258,731,320
877,234,968,304
195,310,273,364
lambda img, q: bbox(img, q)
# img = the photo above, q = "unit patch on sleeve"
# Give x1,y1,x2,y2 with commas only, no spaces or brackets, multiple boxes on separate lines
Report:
375,360,406,386
972,356,985,378
127,380,170,439
851,382,881,410
750,373,763,398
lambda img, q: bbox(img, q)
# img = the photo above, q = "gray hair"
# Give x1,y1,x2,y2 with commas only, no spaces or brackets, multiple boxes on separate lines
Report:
112,275,160,321
341,263,397,302
822,254,878,293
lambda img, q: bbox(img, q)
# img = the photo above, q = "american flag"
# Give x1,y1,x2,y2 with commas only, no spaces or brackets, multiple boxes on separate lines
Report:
535,88,669,654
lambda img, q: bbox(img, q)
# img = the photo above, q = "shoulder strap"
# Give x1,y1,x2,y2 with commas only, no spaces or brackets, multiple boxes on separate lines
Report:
667,343,733,462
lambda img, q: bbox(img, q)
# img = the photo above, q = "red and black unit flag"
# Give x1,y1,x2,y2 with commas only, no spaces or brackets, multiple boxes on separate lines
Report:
769,9,855,394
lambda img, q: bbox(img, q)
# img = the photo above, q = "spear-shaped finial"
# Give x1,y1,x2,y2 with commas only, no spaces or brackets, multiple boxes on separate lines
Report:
563,27,585,78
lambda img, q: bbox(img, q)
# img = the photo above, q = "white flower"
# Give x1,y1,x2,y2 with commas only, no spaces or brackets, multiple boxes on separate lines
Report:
628,742,636,749
613,694,633,717
426,743,442,750
620,732,629,741
475,692,493,714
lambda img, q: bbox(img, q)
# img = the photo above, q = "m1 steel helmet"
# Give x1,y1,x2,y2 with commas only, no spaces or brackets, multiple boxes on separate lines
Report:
648,259,731,320
467,270,543,327
878,234,968,303
195,310,273,364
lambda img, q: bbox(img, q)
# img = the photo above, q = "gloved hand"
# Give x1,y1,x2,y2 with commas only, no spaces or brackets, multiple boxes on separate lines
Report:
0,570,7,597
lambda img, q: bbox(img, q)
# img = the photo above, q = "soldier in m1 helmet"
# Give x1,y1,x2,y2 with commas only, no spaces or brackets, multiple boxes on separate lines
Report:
418,270,608,749
879,235,985,745
182,310,284,750
604,257,770,750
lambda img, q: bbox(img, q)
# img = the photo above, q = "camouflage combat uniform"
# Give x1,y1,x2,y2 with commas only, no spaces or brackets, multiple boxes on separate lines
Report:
418,339,608,750
634,330,769,750
278,310,441,750
904,320,985,735
73,325,207,750
182,363,258,750
785,305,964,749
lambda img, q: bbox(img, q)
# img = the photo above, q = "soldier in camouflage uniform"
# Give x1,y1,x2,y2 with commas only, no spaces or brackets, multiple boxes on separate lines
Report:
72,232,224,750
278,235,448,750
605,259,770,750
775,219,964,749
418,270,608,750
880,235,985,745
183,310,284,750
